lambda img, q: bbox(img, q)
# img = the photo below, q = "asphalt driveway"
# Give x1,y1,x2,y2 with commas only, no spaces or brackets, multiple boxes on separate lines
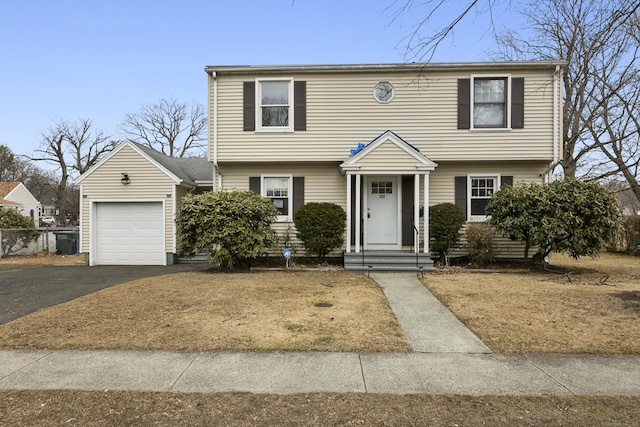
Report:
0,264,206,325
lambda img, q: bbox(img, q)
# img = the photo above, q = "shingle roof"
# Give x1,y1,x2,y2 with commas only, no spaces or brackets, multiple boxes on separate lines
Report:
132,142,213,183
0,182,20,198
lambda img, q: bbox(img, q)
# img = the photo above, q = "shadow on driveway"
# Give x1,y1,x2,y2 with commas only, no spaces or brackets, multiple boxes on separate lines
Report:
0,264,207,325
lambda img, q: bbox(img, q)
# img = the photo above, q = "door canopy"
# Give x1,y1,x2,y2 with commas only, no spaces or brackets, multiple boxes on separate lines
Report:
340,131,437,174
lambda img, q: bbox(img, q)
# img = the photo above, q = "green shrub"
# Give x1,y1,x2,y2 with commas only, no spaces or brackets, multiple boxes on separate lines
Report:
487,179,624,264
294,202,346,262
176,190,278,269
429,203,466,265
0,208,40,256
465,222,496,267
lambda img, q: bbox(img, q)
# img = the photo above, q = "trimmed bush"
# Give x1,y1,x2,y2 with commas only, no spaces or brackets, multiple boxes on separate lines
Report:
294,202,346,262
429,203,466,265
176,190,278,269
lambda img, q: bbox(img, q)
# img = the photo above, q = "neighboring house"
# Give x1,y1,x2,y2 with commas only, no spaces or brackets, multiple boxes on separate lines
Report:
38,195,57,218
0,182,41,225
76,141,212,265
78,61,565,267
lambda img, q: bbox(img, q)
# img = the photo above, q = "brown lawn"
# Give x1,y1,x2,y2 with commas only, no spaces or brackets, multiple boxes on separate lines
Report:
0,270,410,353
423,252,640,354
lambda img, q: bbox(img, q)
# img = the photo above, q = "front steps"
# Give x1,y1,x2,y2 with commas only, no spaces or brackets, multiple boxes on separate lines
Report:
344,250,435,272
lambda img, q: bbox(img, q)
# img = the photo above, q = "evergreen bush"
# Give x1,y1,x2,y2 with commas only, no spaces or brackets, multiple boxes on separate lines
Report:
294,202,346,262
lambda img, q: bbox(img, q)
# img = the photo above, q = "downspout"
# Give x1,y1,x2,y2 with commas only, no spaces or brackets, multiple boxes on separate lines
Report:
548,65,561,183
209,71,223,190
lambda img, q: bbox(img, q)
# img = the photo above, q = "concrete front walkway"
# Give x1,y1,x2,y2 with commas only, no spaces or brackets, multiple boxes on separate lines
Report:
371,273,491,353
1,350,639,395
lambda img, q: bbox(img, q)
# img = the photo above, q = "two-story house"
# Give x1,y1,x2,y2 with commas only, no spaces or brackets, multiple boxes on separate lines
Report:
77,61,564,267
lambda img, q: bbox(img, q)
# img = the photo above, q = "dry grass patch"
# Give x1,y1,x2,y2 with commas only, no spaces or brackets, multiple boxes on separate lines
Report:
423,252,640,354
0,252,85,266
2,390,640,426
0,271,410,353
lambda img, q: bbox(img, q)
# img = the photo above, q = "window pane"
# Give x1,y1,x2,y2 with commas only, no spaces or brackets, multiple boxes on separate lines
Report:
265,177,289,197
262,106,289,127
474,79,505,102
261,81,289,105
471,198,489,216
474,104,505,127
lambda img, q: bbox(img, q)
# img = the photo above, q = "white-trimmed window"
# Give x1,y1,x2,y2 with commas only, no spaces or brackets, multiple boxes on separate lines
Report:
471,75,510,129
257,78,293,131
262,175,293,220
468,175,500,221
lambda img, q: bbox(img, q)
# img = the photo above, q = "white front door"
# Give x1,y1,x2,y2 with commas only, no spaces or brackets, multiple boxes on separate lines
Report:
366,176,400,248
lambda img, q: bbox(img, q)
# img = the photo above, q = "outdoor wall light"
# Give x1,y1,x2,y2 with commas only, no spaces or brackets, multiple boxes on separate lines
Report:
121,172,130,185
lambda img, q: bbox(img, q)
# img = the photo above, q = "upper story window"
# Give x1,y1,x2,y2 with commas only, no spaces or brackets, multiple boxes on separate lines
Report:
458,76,524,130
259,80,292,130
473,78,507,128
243,80,306,132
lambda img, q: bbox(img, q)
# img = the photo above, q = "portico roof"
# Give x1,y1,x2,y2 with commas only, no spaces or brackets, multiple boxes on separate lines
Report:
340,131,438,174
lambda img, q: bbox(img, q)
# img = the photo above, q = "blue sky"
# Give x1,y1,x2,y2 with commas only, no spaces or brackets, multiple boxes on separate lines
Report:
0,0,516,162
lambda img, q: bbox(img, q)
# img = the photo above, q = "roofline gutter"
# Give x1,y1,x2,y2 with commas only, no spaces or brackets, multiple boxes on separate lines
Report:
205,60,568,75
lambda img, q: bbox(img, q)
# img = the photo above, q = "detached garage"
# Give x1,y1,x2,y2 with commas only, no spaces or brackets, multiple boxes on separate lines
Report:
76,140,213,266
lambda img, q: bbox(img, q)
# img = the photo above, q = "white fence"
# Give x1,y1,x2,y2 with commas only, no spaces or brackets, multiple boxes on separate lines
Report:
0,228,79,258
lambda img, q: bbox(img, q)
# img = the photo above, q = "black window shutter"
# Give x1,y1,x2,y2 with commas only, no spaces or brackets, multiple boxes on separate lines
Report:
243,81,255,131
293,177,305,214
294,81,306,131
511,78,524,129
249,176,260,194
458,79,471,129
454,176,468,219
401,176,414,246
501,175,513,187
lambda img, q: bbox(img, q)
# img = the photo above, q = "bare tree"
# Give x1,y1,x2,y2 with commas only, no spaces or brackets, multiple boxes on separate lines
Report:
0,144,57,201
493,0,640,204
387,0,509,62
389,0,640,205
32,119,115,221
120,97,207,158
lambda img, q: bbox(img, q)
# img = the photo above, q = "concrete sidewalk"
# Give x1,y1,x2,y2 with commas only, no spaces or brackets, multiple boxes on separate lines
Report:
1,350,639,395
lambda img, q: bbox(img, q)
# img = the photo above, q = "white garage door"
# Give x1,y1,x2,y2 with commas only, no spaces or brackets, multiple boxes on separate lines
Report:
94,202,165,265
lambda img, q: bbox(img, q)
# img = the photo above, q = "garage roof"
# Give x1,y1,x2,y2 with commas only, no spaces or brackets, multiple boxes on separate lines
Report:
132,142,213,184
76,140,213,187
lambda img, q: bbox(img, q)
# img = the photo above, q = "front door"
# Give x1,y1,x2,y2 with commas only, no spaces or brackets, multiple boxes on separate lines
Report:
366,176,399,248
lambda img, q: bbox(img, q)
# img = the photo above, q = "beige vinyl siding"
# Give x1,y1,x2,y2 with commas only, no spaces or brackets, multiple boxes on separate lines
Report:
79,146,176,253
355,140,425,171
219,162,346,208
429,161,548,206
428,161,546,259
219,162,346,257
212,68,556,163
